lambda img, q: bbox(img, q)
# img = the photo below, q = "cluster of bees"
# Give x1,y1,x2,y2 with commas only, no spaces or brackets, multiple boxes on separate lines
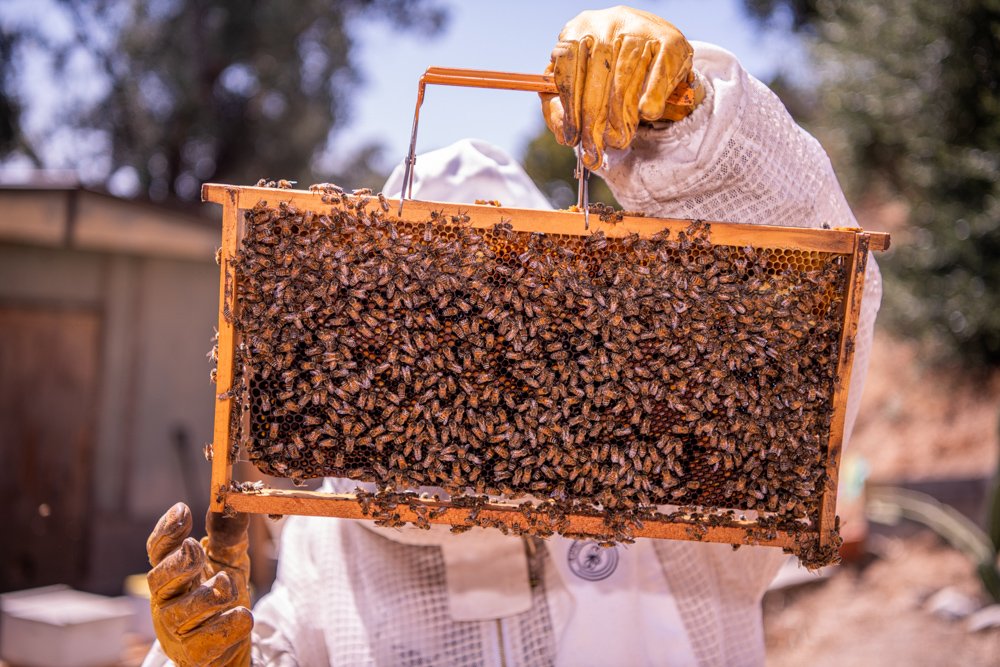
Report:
218,184,847,568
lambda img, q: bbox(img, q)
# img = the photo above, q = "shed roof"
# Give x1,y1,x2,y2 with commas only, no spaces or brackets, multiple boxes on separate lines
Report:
0,186,219,262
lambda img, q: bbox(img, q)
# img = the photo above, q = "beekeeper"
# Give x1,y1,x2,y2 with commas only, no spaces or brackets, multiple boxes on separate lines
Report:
142,6,881,666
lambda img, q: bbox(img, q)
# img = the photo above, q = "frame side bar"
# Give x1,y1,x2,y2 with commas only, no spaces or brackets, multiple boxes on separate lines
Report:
817,234,871,545
210,187,240,512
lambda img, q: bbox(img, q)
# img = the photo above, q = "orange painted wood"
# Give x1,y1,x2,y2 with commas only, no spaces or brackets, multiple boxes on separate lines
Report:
201,182,890,546
414,67,694,105
224,488,799,549
817,233,871,545
209,187,240,512
201,184,890,254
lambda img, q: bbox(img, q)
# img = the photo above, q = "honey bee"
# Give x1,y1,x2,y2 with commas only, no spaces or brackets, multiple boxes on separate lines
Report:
227,191,841,559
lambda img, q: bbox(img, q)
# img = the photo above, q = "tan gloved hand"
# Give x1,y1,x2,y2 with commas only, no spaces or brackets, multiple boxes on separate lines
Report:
541,6,696,170
146,503,253,667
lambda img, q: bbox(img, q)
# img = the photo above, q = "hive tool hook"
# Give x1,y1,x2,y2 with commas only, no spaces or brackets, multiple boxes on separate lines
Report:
576,152,590,230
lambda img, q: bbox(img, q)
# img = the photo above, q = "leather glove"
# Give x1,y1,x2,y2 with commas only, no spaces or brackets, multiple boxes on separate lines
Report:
541,6,697,170
146,503,253,667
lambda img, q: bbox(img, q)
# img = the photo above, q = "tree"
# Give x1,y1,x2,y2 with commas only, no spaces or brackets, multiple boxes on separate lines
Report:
742,0,820,32
0,30,30,160
0,0,447,204
745,0,1000,365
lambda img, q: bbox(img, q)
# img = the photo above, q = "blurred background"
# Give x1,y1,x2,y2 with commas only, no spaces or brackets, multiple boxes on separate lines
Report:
0,0,999,664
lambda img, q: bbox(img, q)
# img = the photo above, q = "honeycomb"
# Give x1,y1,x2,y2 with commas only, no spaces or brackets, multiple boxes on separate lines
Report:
220,187,847,564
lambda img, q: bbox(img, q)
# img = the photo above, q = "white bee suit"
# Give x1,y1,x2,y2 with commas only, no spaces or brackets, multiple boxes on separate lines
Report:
144,41,880,667
308,479,699,667
544,537,697,666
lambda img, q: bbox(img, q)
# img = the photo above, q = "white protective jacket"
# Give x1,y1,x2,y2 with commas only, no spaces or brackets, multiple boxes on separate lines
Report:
144,42,881,667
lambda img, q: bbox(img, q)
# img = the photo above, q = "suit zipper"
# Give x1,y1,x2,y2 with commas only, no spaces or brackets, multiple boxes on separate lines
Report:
495,619,508,667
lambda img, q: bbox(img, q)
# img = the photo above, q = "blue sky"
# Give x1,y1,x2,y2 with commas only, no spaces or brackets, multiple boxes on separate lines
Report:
0,0,803,191
330,0,802,173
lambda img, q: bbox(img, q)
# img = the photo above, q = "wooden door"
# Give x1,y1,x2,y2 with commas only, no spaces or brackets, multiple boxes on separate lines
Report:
0,307,100,593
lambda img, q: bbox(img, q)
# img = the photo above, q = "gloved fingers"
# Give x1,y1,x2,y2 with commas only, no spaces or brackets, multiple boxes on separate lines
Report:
550,38,586,147
604,35,653,151
148,537,206,602
147,502,193,567
160,571,240,636
540,92,565,144
203,509,250,567
638,37,693,121
540,62,567,145
182,606,254,666
579,36,614,170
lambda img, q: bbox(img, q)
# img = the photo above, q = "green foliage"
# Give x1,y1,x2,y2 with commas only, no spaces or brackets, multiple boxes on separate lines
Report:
989,411,1000,554
0,29,26,158
741,0,820,31
521,125,618,209
0,0,446,202
747,0,1000,366
977,560,1000,604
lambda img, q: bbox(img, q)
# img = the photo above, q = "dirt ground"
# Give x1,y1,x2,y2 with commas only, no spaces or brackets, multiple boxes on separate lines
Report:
851,195,1000,481
765,531,1000,666
764,323,1000,665
848,329,1000,482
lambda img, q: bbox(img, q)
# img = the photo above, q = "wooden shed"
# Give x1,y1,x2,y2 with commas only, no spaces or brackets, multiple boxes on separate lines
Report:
0,183,222,595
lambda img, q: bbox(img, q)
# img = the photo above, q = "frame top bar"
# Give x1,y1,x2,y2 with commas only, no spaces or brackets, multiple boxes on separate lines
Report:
201,183,890,252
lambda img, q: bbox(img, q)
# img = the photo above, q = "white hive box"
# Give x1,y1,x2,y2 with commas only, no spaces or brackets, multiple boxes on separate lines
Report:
0,585,133,667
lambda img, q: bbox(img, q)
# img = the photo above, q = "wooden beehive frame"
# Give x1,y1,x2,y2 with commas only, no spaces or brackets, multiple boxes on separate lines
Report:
202,183,889,550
